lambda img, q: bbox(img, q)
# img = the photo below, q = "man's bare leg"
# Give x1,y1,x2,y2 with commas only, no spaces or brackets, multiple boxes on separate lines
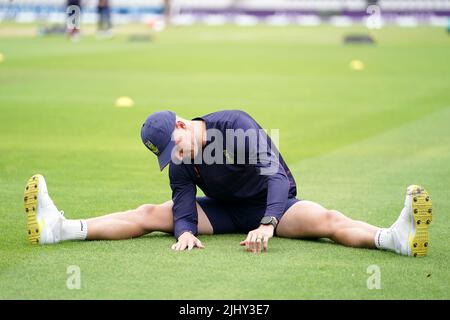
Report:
85,201,213,240
276,200,379,248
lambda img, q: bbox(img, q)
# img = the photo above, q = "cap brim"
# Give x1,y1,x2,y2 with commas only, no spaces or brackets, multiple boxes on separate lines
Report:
157,140,176,171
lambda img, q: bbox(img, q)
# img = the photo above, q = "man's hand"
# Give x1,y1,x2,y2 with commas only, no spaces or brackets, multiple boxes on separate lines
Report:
240,225,274,253
171,231,205,251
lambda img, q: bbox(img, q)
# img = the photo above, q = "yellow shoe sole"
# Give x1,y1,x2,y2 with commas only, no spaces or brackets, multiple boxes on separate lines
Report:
408,185,433,257
24,174,41,245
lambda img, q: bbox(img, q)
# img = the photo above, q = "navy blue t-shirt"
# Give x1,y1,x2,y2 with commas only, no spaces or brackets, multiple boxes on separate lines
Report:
169,110,297,238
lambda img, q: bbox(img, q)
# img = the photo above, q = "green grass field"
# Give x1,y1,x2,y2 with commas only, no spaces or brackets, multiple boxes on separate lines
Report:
1,23,450,299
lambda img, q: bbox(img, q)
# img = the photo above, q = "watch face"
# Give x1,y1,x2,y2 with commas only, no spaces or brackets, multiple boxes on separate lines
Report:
261,216,272,224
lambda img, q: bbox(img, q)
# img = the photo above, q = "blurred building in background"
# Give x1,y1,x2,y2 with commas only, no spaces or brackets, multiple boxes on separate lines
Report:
0,0,449,27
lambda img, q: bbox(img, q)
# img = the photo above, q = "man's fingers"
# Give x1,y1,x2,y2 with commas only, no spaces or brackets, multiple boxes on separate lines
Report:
256,237,262,253
177,241,184,251
179,239,188,251
249,233,258,253
241,234,251,247
187,238,194,251
195,239,205,249
242,227,274,253
242,231,271,253
263,235,269,252
172,236,205,251
247,233,253,252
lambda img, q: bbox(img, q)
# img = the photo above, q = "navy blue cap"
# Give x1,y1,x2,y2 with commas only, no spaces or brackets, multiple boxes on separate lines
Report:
141,111,176,171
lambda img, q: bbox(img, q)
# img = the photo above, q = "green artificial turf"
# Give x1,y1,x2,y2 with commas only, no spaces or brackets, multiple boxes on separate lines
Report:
0,24,449,299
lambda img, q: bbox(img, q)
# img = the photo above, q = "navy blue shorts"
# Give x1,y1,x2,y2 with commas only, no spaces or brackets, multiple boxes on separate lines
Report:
196,196,300,234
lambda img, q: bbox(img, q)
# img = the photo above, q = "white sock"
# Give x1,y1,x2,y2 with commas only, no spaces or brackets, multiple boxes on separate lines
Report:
374,228,395,251
61,219,88,241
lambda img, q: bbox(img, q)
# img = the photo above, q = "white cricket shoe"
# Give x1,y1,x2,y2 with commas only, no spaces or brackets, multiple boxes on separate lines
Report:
23,174,65,245
389,185,433,257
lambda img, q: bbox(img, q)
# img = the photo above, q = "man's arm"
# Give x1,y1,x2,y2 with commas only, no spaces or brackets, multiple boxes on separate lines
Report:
169,164,204,250
258,156,290,222
235,112,291,221
233,112,291,252
244,136,290,253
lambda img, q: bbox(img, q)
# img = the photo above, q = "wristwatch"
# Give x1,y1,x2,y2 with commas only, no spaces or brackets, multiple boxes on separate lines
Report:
260,216,278,229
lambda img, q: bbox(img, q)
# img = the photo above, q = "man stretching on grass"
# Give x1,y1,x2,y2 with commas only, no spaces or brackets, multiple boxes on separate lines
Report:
23,110,433,256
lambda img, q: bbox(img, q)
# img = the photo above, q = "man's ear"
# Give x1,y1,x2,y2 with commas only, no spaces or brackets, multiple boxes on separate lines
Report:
176,120,187,129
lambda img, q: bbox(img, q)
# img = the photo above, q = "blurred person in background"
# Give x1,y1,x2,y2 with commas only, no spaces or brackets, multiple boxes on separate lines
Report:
66,0,82,41
97,0,113,39
164,0,171,25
